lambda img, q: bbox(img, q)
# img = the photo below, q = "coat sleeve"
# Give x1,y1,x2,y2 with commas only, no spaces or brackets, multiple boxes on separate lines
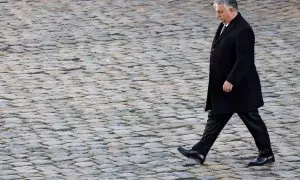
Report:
226,27,255,87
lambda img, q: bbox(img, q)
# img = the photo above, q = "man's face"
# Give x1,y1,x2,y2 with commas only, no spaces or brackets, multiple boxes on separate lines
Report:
214,4,231,24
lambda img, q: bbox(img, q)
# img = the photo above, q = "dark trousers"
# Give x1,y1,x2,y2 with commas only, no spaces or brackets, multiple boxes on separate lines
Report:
192,110,273,158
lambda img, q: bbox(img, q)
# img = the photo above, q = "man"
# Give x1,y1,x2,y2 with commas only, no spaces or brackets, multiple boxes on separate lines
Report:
178,0,274,166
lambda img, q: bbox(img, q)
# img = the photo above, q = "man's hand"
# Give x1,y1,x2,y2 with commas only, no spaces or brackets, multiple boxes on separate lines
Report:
223,81,233,92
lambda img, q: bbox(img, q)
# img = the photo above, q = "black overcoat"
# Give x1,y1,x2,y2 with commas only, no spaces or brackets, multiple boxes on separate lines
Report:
205,13,264,114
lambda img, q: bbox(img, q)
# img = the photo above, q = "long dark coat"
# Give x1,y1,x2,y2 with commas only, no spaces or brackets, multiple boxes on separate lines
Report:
205,13,264,114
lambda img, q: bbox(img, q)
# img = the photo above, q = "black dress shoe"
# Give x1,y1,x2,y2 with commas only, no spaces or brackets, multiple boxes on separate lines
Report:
177,147,204,164
248,155,275,166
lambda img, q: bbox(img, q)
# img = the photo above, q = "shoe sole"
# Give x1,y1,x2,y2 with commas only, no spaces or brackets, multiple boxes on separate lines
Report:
177,147,204,164
190,156,204,164
248,158,275,166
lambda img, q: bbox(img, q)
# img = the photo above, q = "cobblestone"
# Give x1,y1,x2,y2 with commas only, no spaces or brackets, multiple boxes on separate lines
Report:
0,0,299,179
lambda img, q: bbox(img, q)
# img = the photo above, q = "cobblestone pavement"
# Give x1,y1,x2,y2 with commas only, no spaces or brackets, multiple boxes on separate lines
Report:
0,0,299,179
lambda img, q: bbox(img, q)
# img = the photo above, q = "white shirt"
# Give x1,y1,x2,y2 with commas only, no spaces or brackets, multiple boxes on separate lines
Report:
220,24,228,35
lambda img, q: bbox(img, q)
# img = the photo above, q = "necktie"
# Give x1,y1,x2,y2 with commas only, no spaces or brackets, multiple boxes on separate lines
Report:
220,25,226,35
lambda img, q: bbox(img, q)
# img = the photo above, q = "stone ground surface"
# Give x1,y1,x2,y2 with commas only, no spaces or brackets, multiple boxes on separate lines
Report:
0,0,299,179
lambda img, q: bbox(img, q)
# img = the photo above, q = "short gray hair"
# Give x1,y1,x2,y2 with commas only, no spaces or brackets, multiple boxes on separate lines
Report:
214,0,238,10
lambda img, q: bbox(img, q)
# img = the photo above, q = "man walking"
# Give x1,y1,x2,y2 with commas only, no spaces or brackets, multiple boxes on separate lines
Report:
178,0,274,166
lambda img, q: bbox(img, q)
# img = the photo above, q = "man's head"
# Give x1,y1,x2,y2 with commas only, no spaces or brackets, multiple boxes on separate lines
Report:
213,0,238,24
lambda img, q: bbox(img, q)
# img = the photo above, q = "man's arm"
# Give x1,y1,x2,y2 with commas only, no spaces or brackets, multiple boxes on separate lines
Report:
226,27,255,88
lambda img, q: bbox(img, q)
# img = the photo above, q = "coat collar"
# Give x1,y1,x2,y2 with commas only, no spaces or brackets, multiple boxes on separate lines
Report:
212,12,241,47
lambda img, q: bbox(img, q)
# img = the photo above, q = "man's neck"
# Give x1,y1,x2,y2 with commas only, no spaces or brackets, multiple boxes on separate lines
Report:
226,12,238,25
